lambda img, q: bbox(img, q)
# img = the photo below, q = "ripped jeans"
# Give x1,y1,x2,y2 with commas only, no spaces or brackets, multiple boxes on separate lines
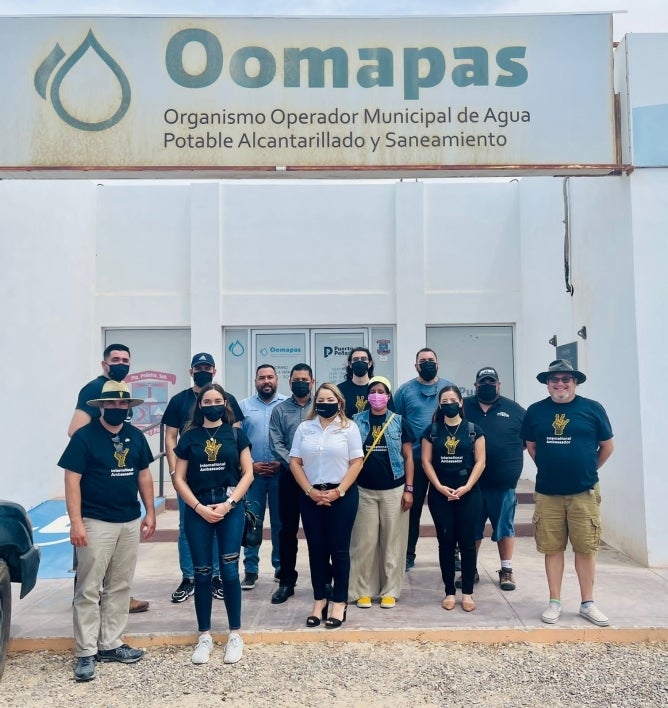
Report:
184,486,244,632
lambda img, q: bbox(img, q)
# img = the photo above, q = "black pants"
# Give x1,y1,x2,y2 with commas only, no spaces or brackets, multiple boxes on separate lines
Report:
276,464,301,587
300,485,359,603
406,455,429,563
428,483,482,595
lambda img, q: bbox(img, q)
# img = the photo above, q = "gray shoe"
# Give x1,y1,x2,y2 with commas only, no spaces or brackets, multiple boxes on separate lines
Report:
74,655,96,681
579,603,610,627
241,572,258,590
455,571,479,589
97,643,144,663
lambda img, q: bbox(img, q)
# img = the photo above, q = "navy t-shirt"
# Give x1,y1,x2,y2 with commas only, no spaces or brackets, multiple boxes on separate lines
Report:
521,395,613,495
58,420,154,523
422,421,484,488
357,413,413,490
174,424,251,494
162,388,245,433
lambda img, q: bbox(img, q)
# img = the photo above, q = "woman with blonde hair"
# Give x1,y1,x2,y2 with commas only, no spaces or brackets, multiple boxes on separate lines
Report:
289,383,363,628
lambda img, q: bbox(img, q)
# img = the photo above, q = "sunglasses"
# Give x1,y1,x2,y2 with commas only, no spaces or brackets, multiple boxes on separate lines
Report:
548,375,574,384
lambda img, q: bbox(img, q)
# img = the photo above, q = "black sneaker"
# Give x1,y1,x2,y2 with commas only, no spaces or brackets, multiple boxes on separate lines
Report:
498,567,516,591
211,576,225,600
455,571,480,589
74,655,96,681
97,644,144,664
241,572,258,590
171,578,195,603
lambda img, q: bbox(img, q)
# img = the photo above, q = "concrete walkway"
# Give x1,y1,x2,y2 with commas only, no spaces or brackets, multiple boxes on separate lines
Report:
9,504,668,651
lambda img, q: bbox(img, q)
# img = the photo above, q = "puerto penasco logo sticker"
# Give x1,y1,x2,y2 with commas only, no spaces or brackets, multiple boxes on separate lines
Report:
34,29,131,131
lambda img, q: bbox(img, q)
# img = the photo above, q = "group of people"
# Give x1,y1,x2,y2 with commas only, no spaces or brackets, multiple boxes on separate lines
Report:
59,343,614,682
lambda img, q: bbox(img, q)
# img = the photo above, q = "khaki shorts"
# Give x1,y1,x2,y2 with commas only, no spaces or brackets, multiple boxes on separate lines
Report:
532,484,602,556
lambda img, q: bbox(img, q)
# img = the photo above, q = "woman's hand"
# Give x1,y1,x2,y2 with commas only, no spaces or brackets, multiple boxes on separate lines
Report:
440,484,460,501
198,504,224,523
449,484,470,500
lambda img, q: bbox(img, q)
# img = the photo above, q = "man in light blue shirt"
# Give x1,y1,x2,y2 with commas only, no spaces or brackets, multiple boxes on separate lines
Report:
239,364,287,589
393,347,453,571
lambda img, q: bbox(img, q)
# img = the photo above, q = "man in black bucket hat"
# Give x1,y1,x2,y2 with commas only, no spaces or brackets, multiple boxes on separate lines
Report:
522,360,614,627
59,381,156,681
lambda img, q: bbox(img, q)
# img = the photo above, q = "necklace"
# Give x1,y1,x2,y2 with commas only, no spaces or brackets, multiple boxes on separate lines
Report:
444,421,462,455
204,424,222,441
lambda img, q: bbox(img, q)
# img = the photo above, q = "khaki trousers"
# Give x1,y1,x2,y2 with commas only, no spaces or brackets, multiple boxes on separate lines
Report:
348,486,408,601
73,517,140,657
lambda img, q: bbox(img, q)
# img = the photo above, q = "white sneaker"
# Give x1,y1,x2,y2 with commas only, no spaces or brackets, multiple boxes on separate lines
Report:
579,603,610,627
191,634,214,664
541,601,562,624
223,633,244,664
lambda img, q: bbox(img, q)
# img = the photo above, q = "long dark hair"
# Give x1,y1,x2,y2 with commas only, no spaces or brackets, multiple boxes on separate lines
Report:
430,385,465,428
187,383,236,429
345,346,375,380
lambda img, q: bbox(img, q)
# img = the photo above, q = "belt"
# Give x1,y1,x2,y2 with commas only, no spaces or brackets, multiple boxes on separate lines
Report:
312,483,340,490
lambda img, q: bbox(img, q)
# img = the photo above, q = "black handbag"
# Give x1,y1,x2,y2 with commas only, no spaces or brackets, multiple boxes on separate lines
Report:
241,500,262,548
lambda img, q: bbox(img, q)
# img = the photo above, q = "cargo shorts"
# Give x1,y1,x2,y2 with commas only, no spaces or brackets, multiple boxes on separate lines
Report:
532,484,602,556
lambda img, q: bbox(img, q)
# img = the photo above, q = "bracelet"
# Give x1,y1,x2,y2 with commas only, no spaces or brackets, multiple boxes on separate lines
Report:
405,485,414,493
194,502,201,511
169,470,176,477
305,485,313,496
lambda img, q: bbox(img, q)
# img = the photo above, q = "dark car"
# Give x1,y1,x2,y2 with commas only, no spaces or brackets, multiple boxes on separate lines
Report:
0,501,40,681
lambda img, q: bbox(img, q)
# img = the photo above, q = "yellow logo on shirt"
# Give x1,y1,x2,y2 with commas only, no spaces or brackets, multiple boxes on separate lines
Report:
552,413,569,436
114,448,129,468
445,435,459,455
204,438,221,461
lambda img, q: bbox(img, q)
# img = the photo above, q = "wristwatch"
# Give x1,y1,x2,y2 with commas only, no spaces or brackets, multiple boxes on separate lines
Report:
336,487,346,497
227,499,238,509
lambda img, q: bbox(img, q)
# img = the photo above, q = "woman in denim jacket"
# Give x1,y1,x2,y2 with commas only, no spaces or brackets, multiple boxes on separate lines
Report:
349,376,415,609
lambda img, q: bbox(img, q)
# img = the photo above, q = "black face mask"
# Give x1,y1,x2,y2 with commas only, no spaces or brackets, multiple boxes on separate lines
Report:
291,381,311,398
440,402,461,418
107,363,129,382
418,361,438,381
193,370,214,388
351,361,369,377
102,408,128,426
202,405,226,422
476,383,498,403
315,402,339,419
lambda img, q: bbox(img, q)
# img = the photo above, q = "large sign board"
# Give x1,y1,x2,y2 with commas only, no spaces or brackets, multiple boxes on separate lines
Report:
0,14,617,177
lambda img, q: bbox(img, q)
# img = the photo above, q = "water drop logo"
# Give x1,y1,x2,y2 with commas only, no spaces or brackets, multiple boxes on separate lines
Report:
34,29,131,131
228,340,245,357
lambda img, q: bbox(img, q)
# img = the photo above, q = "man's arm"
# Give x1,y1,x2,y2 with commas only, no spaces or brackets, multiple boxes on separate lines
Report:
67,409,91,438
597,439,614,469
525,441,536,462
138,467,156,540
64,470,87,546
269,408,290,466
165,425,179,477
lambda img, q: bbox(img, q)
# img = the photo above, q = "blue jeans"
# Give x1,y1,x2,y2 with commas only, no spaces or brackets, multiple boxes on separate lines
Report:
178,495,220,578
243,472,281,574
184,487,244,632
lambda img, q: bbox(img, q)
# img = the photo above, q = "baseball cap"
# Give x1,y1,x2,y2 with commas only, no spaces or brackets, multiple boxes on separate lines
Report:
475,367,499,383
190,352,216,368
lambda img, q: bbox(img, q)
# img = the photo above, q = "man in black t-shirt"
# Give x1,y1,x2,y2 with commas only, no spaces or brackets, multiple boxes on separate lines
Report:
59,381,155,682
163,352,244,603
522,359,614,628
67,343,149,614
463,367,526,592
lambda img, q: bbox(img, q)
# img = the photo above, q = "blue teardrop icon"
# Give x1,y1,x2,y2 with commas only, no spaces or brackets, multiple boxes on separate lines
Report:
49,30,131,131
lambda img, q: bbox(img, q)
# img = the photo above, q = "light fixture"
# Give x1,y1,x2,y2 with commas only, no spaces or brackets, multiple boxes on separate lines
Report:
577,326,587,340
548,335,558,347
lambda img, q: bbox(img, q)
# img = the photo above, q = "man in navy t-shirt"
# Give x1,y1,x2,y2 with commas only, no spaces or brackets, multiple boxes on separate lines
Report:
522,359,614,628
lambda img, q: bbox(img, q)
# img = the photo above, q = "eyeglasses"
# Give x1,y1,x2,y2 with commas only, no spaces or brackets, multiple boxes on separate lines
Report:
111,435,125,453
351,356,369,363
548,375,574,384
477,378,497,385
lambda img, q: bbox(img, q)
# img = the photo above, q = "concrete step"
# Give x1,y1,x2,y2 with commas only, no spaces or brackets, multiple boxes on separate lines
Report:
151,478,535,543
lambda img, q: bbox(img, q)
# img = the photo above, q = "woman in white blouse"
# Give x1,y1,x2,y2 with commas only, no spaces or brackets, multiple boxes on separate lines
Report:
290,383,363,628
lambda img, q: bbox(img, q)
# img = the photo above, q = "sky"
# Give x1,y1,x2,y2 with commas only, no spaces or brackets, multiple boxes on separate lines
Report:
0,0,666,42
